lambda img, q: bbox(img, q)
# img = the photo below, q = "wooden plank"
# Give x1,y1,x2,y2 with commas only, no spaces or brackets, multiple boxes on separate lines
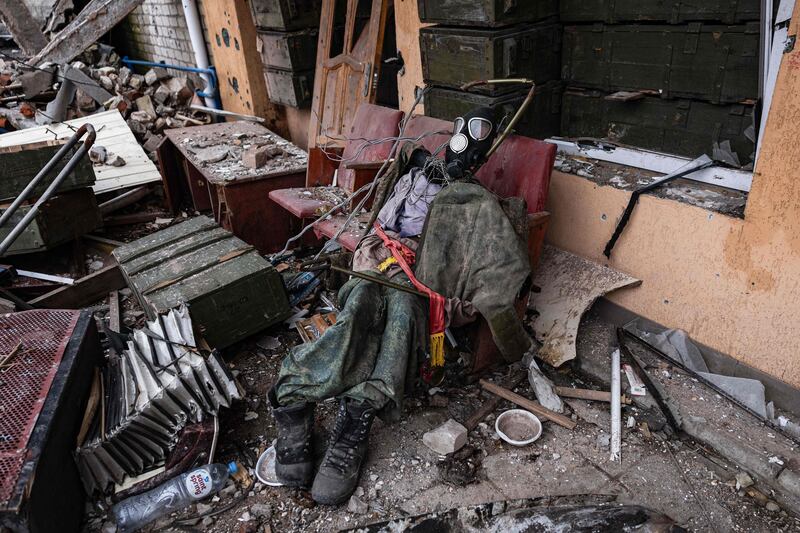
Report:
0,0,47,56
30,264,126,309
28,0,144,66
0,110,161,194
479,379,577,430
395,0,432,115
200,0,288,137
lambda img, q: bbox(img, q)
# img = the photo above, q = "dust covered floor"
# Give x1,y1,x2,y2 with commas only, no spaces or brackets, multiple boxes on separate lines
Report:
86,311,800,532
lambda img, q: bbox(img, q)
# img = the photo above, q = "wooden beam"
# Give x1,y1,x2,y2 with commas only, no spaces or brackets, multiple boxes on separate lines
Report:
29,264,126,309
479,379,577,430
200,0,287,137
0,0,48,56
28,0,145,66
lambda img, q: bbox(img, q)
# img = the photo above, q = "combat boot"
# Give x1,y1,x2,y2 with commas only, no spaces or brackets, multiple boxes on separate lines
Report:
311,399,376,505
268,388,315,488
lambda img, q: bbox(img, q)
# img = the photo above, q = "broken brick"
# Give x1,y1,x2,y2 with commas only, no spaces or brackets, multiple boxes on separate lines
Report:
241,144,284,169
144,66,169,86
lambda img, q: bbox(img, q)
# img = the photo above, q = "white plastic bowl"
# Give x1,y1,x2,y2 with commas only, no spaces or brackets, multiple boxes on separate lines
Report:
255,442,283,486
495,409,542,446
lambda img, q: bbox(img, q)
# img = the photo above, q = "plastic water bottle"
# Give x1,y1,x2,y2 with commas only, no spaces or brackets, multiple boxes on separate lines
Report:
112,462,237,532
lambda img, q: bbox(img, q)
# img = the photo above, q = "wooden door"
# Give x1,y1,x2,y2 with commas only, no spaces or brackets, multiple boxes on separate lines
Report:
308,0,390,150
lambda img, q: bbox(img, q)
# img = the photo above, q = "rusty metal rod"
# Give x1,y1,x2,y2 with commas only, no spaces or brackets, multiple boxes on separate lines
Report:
0,123,95,257
555,386,632,405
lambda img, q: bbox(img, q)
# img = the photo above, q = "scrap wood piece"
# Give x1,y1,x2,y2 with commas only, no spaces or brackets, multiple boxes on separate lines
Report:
0,0,48,56
0,110,160,194
479,379,577,430
530,245,641,367
554,386,632,405
29,264,126,309
27,0,145,66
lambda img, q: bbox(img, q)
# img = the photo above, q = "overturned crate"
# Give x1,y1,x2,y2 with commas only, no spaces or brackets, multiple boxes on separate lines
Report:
112,216,290,348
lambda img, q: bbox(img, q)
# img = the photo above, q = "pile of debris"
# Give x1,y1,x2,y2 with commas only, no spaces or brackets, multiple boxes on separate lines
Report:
0,45,208,157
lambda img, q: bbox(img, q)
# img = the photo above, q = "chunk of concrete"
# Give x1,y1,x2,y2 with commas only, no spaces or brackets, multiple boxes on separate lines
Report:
118,66,132,86
242,144,283,169
423,419,467,456
144,66,169,86
135,95,157,119
129,74,145,91
163,77,194,105
153,84,171,105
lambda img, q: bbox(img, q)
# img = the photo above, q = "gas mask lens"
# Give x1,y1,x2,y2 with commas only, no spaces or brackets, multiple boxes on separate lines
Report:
453,117,464,135
468,117,493,141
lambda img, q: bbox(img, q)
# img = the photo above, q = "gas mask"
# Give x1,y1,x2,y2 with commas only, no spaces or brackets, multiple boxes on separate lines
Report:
445,106,497,179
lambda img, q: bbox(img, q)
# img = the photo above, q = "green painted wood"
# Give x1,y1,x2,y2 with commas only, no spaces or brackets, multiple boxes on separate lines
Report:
0,140,94,201
561,89,755,161
417,0,557,27
562,23,760,104
425,81,564,140
264,68,313,108
420,23,561,96
258,29,318,71
560,0,760,24
249,0,322,31
114,216,290,348
0,188,101,256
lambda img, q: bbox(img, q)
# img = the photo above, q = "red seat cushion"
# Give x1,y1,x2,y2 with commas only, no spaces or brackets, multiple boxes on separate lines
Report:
403,115,452,157
337,104,404,192
314,212,371,252
269,188,334,219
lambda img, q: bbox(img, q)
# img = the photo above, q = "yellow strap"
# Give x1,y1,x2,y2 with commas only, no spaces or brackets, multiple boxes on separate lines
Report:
430,332,445,367
378,256,398,272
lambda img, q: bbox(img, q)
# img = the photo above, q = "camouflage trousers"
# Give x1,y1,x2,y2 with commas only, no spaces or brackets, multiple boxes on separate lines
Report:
274,274,426,420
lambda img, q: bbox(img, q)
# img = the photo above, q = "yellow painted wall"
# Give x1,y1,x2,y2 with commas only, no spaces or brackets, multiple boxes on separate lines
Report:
547,16,800,388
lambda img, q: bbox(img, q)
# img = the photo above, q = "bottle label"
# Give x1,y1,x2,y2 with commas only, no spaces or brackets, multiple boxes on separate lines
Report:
184,468,213,499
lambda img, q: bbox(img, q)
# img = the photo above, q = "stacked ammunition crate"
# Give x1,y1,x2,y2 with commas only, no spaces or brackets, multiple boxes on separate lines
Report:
251,0,323,108
559,1,761,163
418,0,564,139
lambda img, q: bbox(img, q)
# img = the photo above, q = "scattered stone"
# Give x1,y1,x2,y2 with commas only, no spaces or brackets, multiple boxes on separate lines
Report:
423,419,468,456
735,472,754,490
89,145,107,164
99,75,114,91
244,411,259,421
242,144,283,169
220,483,237,498
596,433,611,449
163,77,194,105
127,118,148,137
135,95,157,119
347,495,368,514
250,503,272,519
256,335,281,351
107,153,126,167
129,110,153,124
118,66,132,86
766,501,780,512
196,502,213,515
202,517,214,527
369,474,378,482
142,133,164,153
429,394,449,408
155,104,176,117
129,74,145,91
153,84,171,105
144,66,169,86
240,511,252,521
195,145,229,164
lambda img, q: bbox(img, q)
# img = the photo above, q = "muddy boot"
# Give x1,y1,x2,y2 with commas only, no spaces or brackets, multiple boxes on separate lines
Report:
269,388,315,488
311,399,376,505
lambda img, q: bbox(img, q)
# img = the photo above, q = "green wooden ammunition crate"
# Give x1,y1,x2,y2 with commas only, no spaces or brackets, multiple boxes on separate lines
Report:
562,23,760,104
561,89,754,160
425,81,563,140
0,140,94,202
113,216,291,348
420,23,561,96
417,0,558,27
560,0,760,24
264,67,313,108
0,188,100,256
257,29,318,71
250,0,322,31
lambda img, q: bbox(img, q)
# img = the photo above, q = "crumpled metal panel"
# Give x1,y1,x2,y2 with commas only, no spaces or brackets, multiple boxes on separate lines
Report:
77,306,241,494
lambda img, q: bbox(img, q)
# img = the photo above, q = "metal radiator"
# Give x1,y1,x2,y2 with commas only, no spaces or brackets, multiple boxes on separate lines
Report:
76,306,241,494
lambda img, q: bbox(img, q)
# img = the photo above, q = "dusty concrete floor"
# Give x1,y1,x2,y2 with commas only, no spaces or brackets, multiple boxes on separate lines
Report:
99,306,800,533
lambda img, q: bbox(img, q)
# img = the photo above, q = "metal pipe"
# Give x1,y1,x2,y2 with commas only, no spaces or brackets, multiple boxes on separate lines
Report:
121,57,220,107
330,265,428,298
181,0,217,109
0,124,89,229
610,348,622,462
0,124,95,257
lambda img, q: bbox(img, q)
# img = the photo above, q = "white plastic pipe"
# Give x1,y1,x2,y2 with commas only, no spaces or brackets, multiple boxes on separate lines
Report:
181,0,217,109
610,348,622,462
